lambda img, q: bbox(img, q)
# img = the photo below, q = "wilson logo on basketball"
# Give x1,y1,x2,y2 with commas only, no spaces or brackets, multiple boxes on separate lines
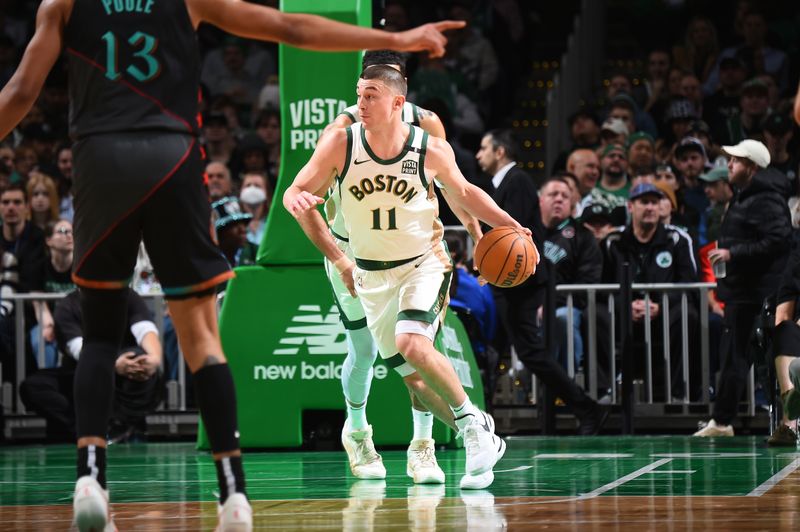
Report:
500,254,525,287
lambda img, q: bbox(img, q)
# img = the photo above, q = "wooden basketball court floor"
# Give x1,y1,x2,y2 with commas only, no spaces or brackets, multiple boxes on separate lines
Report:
2,435,800,530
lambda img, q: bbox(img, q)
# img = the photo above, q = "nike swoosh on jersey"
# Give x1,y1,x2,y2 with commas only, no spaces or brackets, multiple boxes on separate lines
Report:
353,159,370,165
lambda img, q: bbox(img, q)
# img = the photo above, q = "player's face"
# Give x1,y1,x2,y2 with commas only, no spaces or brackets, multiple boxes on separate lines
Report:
356,79,400,128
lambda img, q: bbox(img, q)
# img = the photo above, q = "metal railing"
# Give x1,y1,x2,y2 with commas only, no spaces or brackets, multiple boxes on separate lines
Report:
556,283,714,404
1,292,190,417
545,0,607,174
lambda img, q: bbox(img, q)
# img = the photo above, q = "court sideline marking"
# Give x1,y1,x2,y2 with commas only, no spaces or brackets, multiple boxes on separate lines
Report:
578,458,673,500
747,457,800,497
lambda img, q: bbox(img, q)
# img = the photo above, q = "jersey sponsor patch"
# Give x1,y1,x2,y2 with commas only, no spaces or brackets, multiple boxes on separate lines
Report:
401,159,418,175
561,226,575,239
656,251,673,268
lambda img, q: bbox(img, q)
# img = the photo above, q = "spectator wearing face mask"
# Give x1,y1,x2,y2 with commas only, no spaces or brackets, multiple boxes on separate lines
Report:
239,172,271,247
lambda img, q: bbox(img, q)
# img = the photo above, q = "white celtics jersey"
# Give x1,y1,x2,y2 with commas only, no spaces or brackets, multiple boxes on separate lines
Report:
325,101,421,240
338,122,441,266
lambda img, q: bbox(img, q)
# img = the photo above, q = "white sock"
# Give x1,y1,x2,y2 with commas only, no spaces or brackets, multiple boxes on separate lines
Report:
412,408,433,440
451,397,478,431
347,401,368,430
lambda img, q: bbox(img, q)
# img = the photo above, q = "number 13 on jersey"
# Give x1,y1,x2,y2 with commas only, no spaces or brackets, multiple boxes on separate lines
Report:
101,31,160,82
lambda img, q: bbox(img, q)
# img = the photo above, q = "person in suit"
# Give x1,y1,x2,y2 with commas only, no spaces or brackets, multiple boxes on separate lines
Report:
475,129,606,434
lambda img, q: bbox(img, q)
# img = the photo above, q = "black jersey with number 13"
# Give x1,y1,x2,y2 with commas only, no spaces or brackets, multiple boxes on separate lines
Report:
65,0,200,139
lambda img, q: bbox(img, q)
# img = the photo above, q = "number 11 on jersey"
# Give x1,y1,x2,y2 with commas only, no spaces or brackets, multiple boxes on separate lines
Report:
371,208,398,231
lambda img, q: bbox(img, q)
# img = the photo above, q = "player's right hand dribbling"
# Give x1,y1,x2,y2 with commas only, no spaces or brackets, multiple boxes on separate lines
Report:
287,191,324,218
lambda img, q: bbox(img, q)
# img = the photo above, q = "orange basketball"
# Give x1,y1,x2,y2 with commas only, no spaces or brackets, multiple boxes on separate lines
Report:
474,226,538,288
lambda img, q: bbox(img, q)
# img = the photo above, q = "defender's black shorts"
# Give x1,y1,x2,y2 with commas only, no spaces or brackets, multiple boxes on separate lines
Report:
72,132,232,297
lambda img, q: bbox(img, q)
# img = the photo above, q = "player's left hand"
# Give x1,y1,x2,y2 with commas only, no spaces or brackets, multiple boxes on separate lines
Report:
395,20,466,58
287,191,324,218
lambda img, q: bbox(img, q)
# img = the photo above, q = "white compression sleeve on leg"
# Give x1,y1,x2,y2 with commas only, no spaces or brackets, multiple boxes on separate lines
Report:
341,326,378,406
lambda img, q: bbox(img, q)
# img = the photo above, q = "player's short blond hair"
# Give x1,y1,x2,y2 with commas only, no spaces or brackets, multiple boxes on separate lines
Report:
360,64,407,97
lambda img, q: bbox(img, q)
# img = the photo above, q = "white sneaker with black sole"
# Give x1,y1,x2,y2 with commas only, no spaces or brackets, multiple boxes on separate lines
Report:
461,411,506,477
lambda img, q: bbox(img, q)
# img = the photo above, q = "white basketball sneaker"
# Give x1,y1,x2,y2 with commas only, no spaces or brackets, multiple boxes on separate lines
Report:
406,438,445,484
73,476,115,532
341,421,386,479
216,492,252,532
460,470,495,490
462,411,506,476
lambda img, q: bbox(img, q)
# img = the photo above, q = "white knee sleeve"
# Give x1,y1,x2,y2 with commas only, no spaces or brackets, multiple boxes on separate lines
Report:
341,327,378,405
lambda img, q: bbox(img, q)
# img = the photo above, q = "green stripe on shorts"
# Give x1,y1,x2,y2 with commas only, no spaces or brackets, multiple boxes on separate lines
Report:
397,269,452,325
385,353,406,368
329,284,366,330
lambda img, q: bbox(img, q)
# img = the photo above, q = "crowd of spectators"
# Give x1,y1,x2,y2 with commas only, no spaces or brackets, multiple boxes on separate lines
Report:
2,0,800,440
446,1,800,438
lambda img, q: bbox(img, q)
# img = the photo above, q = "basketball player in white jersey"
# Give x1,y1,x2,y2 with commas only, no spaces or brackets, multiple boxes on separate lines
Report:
285,65,529,489
322,51,482,486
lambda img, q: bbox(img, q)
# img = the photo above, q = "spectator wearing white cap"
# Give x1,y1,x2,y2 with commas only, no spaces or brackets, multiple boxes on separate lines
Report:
599,117,629,150
695,139,792,437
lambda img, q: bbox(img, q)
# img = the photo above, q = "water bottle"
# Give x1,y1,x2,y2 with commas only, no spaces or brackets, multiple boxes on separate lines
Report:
713,259,727,279
713,242,727,279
